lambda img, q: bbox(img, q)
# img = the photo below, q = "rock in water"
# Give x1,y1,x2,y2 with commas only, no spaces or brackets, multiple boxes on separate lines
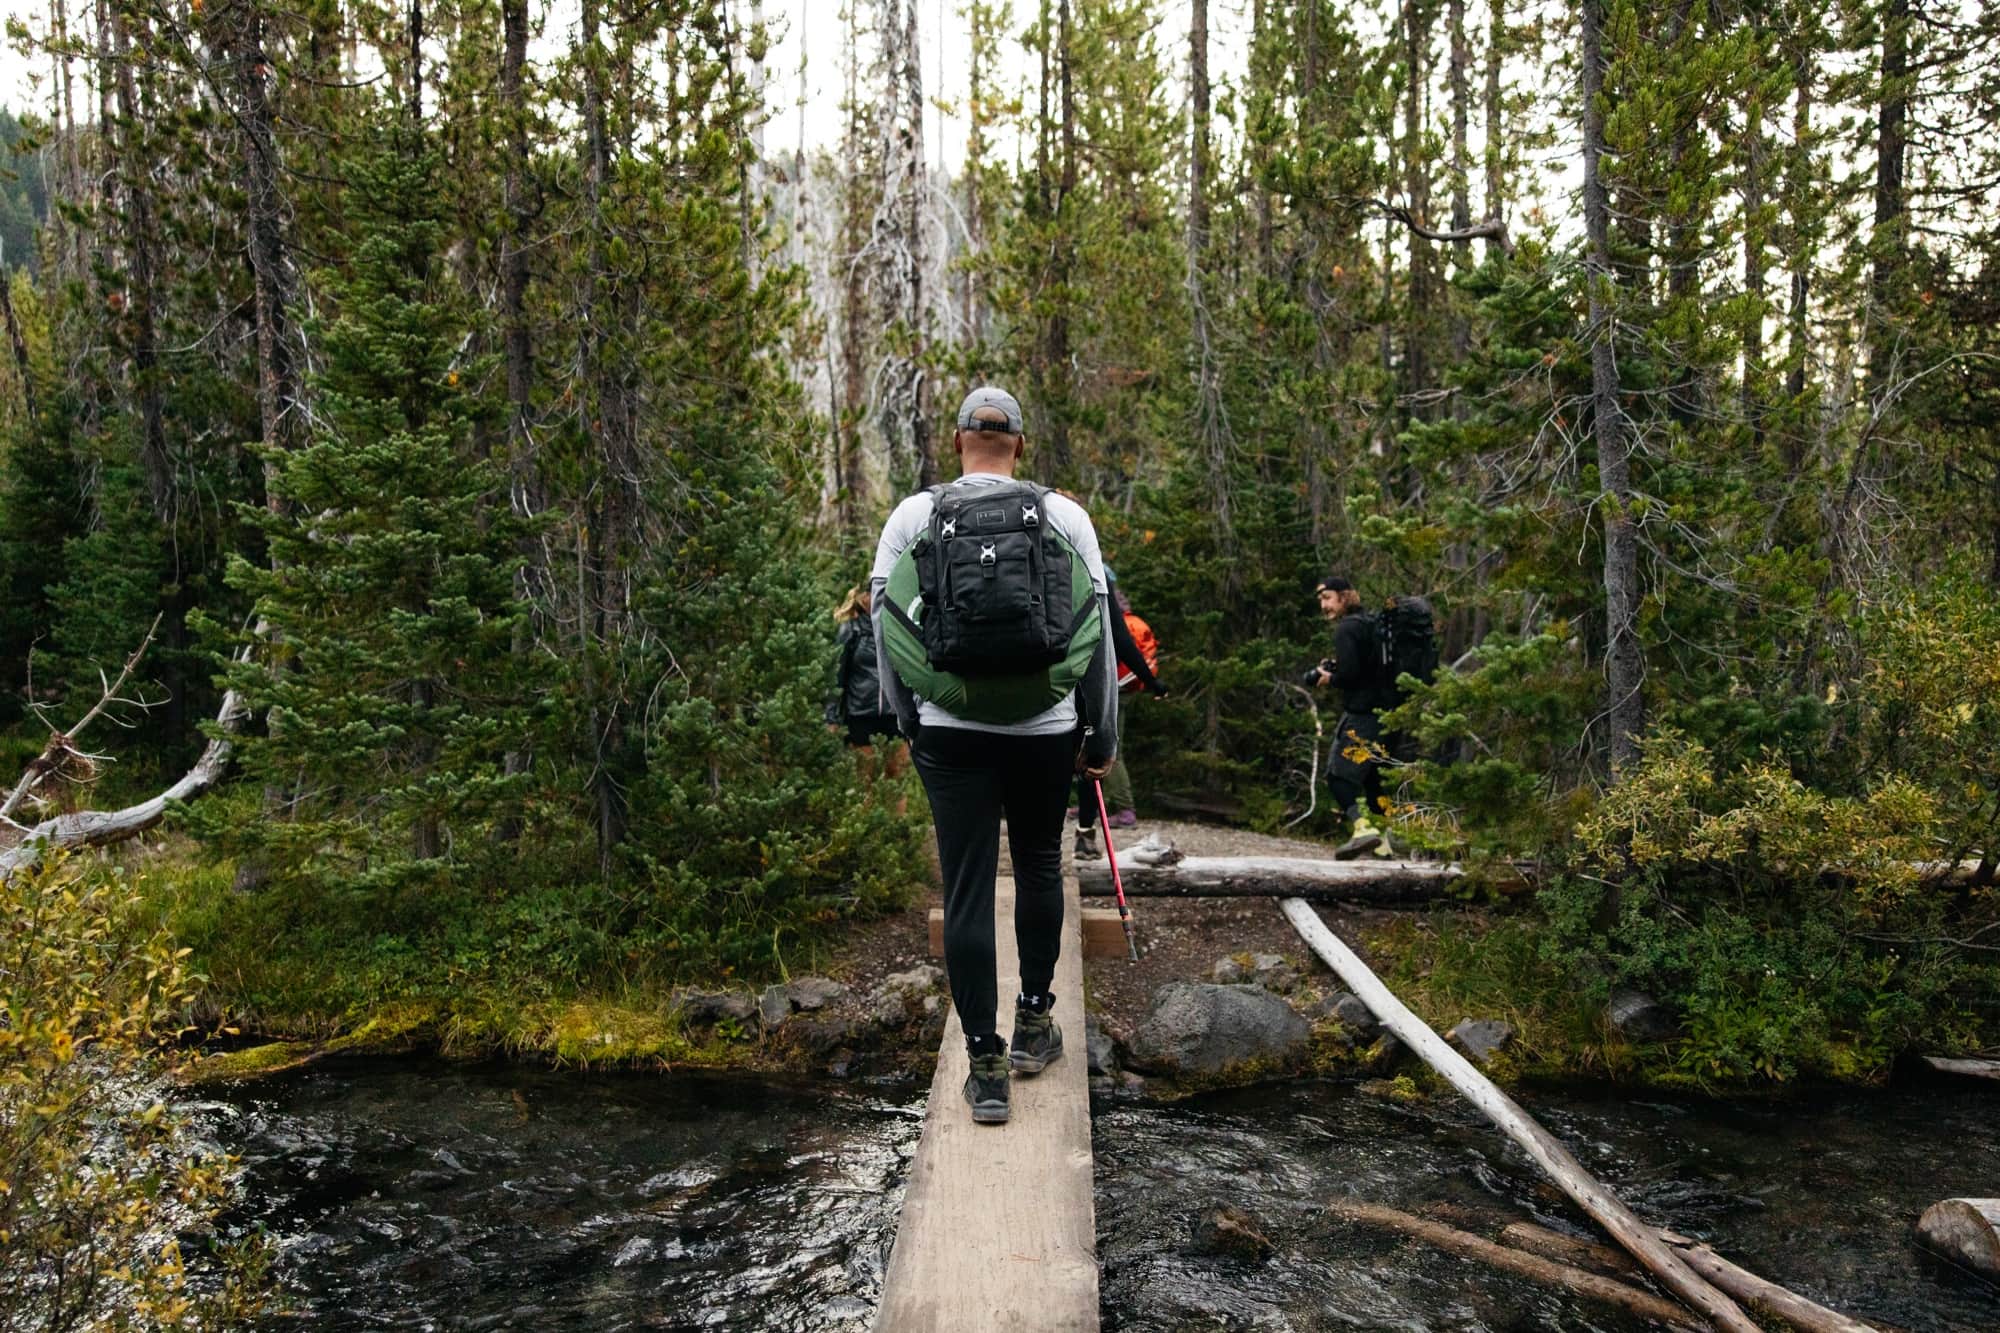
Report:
1127,983,1309,1077
1917,1198,2000,1279
1447,1018,1515,1065
1190,1204,1275,1261
1605,989,1680,1042
1084,1013,1118,1077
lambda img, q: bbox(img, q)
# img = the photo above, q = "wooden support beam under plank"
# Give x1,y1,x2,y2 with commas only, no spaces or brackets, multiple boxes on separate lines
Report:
930,905,1135,960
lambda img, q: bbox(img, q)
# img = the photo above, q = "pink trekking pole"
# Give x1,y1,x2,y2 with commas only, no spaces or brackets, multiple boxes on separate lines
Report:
1093,778,1140,961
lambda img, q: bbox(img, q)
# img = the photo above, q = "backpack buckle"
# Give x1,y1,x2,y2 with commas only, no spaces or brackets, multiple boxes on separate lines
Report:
980,542,997,565
941,517,958,539
1022,503,1039,528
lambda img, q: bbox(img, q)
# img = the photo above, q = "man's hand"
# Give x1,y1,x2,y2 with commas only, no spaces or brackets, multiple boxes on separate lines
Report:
1078,750,1115,780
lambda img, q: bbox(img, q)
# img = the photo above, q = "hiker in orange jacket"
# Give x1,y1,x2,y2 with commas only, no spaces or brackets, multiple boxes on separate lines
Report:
1076,568,1166,860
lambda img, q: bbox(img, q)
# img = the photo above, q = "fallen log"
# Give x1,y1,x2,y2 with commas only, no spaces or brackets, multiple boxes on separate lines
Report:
1500,1220,1640,1276
1328,1201,1699,1329
1919,1055,2000,1082
1657,1230,1879,1333
1505,1219,1878,1333
1915,1198,2000,1281
1078,854,1471,901
1280,898,1760,1333
0,683,247,881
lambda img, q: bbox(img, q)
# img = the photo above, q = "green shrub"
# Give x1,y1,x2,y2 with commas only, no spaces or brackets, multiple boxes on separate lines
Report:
1544,731,1996,1083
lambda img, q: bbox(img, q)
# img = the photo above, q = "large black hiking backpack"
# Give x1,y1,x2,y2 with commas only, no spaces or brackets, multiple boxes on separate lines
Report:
1376,595,1441,699
912,481,1081,675
877,481,1104,725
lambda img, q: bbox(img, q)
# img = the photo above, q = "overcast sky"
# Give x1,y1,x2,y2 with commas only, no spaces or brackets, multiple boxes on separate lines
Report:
0,0,1242,174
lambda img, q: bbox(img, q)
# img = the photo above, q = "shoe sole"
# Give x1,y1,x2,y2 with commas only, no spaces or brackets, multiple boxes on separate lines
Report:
1010,1043,1064,1076
1334,834,1381,861
967,1096,1010,1124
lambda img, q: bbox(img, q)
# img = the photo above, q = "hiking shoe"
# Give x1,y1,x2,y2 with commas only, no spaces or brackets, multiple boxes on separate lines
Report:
1109,808,1138,828
1074,828,1101,860
1011,997,1064,1075
964,1043,1011,1123
1334,818,1382,861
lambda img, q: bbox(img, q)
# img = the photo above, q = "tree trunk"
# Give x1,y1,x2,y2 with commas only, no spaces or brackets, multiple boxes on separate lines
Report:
1741,92,1766,442
233,0,301,494
902,0,934,488
500,0,539,548
1784,45,1813,413
1047,0,1076,477
109,1,171,521
1447,0,1472,363
1402,0,1433,420
1483,0,1504,228
1870,0,1908,377
579,0,629,870
1188,0,1231,544
1581,0,1644,773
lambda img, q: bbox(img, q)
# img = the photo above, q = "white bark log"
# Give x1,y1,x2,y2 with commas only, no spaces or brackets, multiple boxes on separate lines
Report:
1915,1199,2000,1280
1077,855,1471,901
1280,897,1761,1333
0,687,247,881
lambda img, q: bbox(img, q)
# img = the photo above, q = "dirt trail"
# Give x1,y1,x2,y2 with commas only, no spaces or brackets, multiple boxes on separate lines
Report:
832,816,1401,1039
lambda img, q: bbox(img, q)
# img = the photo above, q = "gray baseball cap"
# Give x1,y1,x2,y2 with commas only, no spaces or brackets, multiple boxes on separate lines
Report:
956,385,1024,434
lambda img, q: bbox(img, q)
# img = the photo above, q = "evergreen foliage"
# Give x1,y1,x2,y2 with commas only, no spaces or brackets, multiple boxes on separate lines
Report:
0,0,1995,1080
201,125,542,894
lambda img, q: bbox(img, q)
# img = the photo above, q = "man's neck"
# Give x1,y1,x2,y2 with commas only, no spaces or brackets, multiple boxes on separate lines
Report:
959,458,1017,479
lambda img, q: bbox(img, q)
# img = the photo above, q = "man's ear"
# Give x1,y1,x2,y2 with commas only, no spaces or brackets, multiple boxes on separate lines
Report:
953,429,965,459
1013,434,1025,463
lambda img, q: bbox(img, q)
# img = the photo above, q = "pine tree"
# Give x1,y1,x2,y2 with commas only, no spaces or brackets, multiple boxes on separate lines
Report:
209,124,541,891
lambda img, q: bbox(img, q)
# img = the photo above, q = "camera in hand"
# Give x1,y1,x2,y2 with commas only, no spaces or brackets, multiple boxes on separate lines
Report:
1301,658,1335,688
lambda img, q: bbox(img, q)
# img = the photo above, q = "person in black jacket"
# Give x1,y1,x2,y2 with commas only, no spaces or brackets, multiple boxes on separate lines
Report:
827,586,905,773
1306,575,1400,859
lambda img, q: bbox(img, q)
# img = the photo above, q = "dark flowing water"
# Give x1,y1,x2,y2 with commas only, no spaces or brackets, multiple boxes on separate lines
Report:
203,1060,2000,1331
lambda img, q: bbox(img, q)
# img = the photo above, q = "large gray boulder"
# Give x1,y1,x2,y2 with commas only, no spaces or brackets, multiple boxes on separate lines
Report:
1606,989,1680,1043
1127,983,1310,1077
1447,1018,1515,1066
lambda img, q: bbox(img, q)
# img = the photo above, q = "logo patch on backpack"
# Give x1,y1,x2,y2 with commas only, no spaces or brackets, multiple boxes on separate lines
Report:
973,508,1006,528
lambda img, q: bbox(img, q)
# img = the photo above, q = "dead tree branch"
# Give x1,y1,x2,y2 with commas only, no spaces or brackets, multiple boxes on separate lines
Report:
1,614,164,825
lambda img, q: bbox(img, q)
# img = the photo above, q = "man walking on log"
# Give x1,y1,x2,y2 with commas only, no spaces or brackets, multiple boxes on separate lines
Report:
871,386,1119,1125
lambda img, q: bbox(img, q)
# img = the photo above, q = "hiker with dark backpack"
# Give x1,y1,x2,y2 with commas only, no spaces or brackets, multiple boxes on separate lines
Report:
871,386,1119,1125
1304,575,1438,859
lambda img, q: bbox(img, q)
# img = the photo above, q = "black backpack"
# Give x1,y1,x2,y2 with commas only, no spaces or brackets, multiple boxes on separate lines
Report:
1376,595,1440,697
911,481,1077,676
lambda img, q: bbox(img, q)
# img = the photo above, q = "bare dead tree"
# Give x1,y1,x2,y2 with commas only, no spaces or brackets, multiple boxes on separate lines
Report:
0,616,165,829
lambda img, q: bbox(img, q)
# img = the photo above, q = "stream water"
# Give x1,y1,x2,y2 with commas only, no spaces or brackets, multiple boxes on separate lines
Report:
201,1059,2000,1331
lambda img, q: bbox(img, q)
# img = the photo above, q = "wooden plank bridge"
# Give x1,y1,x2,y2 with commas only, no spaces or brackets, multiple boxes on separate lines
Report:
875,874,1101,1332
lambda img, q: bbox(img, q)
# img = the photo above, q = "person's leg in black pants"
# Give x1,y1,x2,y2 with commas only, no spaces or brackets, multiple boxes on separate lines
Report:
912,727,1075,1042
1002,733,1076,1003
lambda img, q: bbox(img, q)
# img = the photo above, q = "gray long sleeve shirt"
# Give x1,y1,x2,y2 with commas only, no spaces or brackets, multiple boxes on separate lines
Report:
869,473,1119,764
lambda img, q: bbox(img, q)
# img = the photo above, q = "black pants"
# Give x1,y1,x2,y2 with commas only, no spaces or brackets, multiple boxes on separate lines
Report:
912,726,1074,1040
1325,710,1406,824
